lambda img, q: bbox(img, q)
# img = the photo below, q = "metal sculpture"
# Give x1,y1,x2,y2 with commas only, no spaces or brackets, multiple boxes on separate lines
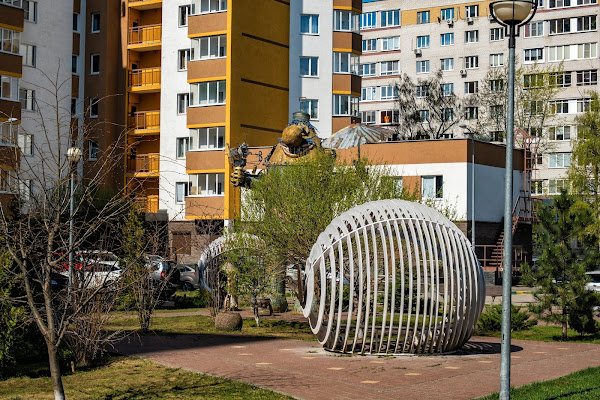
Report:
301,199,485,355
198,236,228,293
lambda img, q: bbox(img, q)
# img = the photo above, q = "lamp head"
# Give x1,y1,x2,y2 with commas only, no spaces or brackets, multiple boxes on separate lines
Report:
67,146,83,163
489,1,536,27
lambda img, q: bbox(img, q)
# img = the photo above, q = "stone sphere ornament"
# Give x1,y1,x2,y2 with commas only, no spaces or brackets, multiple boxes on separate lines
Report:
301,199,485,355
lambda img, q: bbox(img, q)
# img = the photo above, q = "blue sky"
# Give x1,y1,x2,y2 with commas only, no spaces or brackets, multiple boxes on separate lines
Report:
363,0,382,2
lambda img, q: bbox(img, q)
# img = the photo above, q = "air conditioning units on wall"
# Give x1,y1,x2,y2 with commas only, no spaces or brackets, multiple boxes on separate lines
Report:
414,48,422,56
447,19,454,27
460,70,467,77
466,16,474,24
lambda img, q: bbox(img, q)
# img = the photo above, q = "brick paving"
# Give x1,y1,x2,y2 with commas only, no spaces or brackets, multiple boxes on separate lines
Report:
115,332,600,400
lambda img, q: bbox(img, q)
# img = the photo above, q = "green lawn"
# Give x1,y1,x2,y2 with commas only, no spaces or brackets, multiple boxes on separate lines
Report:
0,357,291,400
476,325,600,344
476,366,600,400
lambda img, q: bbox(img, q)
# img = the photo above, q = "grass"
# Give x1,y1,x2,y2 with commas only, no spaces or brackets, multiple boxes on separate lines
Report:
0,357,291,400
476,325,600,344
105,314,315,341
476,366,600,400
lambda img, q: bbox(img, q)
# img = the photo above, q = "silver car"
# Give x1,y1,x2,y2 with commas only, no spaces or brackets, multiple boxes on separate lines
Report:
585,271,600,293
178,264,200,291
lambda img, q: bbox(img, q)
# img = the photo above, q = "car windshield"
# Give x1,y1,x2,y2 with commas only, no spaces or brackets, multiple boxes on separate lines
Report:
588,273,600,283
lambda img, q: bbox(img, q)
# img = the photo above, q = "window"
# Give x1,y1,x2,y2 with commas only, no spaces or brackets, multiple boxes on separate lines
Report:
0,169,11,192
0,75,19,101
18,133,33,156
300,99,318,119
490,27,504,41
578,98,591,113
381,10,400,27
19,179,31,202
529,127,543,138
577,43,597,59
334,10,357,32
71,98,77,114
490,104,504,118
71,55,78,74
419,109,430,122
380,110,399,124
549,18,571,34
465,106,479,120
189,173,224,196
90,13,100,33
0,120,17,145
190,34,227,60
189,126,225,150
524,48,544,62
73,13,79,32
417,11,430,24
577,15,597,32
360,12,376,29
491,131,504,142
550,99,569,114
178,49,190,71
89,98,99,117
441,83,454,96
20,44,35,67
465,30,478,43
360,63,376,77
300,14,319,34
525,21,543,37
577,70,598,86
490,53,504,67
465,5,478,18
548,179,568,195
531,180,544,196
422,176,443,199
524,73,545,88
440,58,454,71
465,81,478,94
88,140,98,161
416,60,429,74
90,54,100,75
464,56,478,69
362,39,377,52
179,5,191,27
381,37,400,51
19,88,34,111
1,0,23,7
361,111,376,124
189,80,226,106
333,52,358,74
526,100,544,115
191,0,227,15
176,137,189,159
333,95,359,116
380,85,397,100
549,45,571,61
1,28,20,54
440,8,454,21
549,153,571,168
300,57,318,76
23,0,37,22
416,85,429,98
177,93,189,114
549,71,572,87
380,60,398,76
549,126,573,141
416,35,430,48
440,33,454,46
361,87,376,101
175,182,189,203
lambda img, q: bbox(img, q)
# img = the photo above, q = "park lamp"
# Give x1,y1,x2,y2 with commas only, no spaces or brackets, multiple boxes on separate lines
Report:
489,1,537,47
66,146,82,164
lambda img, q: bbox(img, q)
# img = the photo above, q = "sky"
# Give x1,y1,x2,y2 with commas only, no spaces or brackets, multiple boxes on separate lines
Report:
363,0,382,3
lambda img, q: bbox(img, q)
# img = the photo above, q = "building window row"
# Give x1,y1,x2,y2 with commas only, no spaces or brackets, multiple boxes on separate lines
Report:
189,173,224,196
361,85,398,102
548,0,597,9
360,9,400,29
189,80,226,107
190,34,227,61
523,70,598,87
191,0,227,16
333,94,359,117
334,10,359,33
361,109,399,125
189,126,225,151
0,28,20,55
0,75,19,101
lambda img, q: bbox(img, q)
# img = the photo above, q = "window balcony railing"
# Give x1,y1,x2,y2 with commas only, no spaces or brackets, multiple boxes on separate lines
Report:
128,110,160,131
134,194,159,213
128,24,162,46
129,67,161,89
0,129,17,146
129,153,159,174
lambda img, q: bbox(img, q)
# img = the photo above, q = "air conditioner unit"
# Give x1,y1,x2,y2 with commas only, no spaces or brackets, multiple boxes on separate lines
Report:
466,16,474,24
460,70,467,77
414,48,422,56
447,19,454,27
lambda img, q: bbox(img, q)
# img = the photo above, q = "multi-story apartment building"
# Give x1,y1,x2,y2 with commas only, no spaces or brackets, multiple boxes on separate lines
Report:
360,0,599,198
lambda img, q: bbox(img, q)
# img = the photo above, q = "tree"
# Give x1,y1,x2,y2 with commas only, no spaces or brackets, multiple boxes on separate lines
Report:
0,67,127,399
394,69,473,140
522,191,600,339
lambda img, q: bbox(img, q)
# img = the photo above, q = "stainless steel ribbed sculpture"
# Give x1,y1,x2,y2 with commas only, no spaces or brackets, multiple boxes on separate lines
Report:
301,199,485,354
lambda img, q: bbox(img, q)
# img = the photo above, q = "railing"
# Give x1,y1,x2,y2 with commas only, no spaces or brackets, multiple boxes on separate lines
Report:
0,128,17,146
128,110,160,131
129,68,161,89
475,245,527,272
129,153,159,174
128,24,162,46
134,195,159,213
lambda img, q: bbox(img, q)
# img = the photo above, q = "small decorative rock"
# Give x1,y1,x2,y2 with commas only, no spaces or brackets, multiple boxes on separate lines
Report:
215,312,243,331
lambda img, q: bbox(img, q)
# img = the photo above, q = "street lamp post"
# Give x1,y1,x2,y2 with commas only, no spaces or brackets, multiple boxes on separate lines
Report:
489,2,537,399
66,146,82,300
459,124,476,248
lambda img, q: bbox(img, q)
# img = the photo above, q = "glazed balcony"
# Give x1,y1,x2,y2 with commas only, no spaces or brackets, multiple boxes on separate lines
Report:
129,68,161,93
128,110,160,134
128,24,162,51
134,194,159,213
128,0,162,10
128,153,159,177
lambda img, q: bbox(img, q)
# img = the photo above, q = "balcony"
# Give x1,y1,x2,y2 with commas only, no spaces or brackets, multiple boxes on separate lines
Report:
128,0,162,10
129,68,161,93
128,24,162,51
128,110,160,134
134,195,159,213
129,153,159,177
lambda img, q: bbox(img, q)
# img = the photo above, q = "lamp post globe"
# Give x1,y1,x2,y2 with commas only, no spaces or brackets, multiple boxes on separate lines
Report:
490,1,534,25
67,146,83,164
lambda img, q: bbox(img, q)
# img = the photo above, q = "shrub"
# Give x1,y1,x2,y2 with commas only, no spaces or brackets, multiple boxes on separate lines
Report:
477,304,537,333
172,290,209,309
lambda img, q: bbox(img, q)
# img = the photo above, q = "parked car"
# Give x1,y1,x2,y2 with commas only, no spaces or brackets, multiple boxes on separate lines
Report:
56,250,122,289
585,270,600,293
178,263,200,291
146,259,180,298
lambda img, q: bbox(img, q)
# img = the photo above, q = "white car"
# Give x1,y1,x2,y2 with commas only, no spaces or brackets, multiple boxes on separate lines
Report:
60,251,122,289
585,271,600,293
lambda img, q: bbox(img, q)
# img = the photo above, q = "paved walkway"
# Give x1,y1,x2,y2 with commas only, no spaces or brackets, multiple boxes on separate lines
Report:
115,332,600,400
